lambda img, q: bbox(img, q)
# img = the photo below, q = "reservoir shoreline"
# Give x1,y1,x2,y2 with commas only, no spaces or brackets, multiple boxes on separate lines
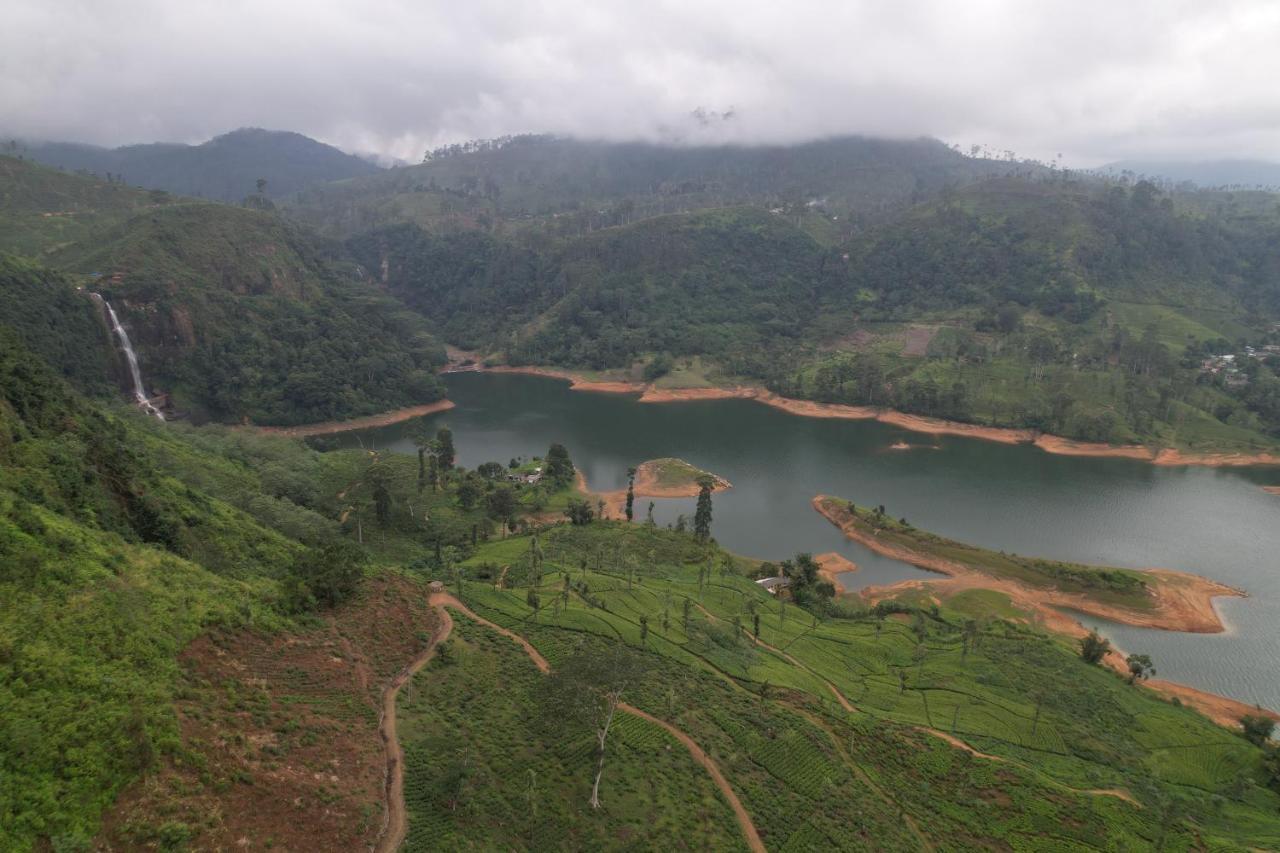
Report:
467,362,1280,468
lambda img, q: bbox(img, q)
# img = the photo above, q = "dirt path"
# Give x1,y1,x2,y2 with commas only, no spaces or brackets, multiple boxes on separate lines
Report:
692,601,858,713
377,593,764,851
618,703,766,853
376,608,452,853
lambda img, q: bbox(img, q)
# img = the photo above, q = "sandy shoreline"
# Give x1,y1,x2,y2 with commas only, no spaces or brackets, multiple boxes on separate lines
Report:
252,399,456,437
811,496,1275,725
812,496,1241,634
1264,486,1280,495
813,552,857,594
468,365,1280,467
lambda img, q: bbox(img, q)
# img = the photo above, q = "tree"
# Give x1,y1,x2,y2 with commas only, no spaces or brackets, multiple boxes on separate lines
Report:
545,443,575,484
413,429,432,493
753,613,760,643
436,427,456,470
456,475,482,510
1079,630,1111,664
286,539,367,610
527,588,541,621
625,466,636,522
639,615,648,646
1125,653,1156,684
255,177,267,194
370,467,392,527
563,498,594,525
1126,650,1157,686
477,461,505,480
693,476,714,541
961,619,980,661
486,485,517,525
1241,714,1275,747
543,646,647,809
645,501,656,526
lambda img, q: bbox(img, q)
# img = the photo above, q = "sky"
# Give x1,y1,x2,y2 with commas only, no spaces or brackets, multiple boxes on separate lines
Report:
3,0,1279,167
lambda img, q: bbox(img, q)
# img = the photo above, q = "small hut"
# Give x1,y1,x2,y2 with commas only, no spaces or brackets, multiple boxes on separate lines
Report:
428,580,445,594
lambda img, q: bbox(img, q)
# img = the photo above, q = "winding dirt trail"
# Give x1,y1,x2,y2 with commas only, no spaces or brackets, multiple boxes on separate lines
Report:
376,607,453,853
617,703,766,853
693,601,858,713
376,592,763,852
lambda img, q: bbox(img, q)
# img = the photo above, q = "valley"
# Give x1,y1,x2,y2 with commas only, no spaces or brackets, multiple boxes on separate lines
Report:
4,125,1280,851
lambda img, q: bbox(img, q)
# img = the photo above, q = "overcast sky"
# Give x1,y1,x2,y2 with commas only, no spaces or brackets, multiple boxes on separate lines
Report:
3,0,1278,166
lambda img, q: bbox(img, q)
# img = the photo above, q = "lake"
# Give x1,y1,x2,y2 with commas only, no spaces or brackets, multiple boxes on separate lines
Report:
339,371,1280,709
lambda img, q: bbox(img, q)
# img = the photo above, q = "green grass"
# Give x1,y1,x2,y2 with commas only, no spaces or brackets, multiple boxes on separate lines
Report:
640,457,724,489
397,616,748,851
392,520,1280,848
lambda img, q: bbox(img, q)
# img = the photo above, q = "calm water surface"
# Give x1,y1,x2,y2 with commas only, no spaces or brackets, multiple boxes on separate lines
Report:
341,372,1280,708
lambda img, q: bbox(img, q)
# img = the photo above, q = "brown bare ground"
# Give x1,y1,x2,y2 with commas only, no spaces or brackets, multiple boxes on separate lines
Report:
97,575,440,852
1264,486,1280,495
252,399,456,437
813,551,858,594
901,326,939,357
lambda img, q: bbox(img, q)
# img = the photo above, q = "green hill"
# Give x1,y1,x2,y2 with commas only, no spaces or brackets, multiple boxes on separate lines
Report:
18,128,381,202
289,133,1034,237
0,157,447,426
350,166,1280,451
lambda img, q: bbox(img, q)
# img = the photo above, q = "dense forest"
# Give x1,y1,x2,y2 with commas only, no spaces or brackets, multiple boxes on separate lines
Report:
348,158,1280,449
0,156,447,425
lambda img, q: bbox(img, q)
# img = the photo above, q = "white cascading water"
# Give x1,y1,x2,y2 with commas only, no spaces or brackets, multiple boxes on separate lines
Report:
90,293,165,420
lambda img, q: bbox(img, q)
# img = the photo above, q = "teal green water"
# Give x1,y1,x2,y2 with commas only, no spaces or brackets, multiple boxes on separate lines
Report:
340,372,1280,709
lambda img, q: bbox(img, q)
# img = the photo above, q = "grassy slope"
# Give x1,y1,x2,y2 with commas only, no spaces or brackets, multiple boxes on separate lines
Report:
389,522,1280,850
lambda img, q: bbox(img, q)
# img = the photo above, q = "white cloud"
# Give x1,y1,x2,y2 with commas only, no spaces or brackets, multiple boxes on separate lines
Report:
2,0,1278,166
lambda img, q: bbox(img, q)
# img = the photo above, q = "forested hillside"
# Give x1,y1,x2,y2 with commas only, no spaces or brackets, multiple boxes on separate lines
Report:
342,145,1280,452
289,134,1032,237
0,156,447,425
16,128,380,202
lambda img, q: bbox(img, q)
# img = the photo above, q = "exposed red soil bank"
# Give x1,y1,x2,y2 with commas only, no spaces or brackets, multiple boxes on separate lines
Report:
813,495,1240,634
811,497,1279,729
474,364,1280,468
813,551,858,594
253,399,456,437
99,576,441,852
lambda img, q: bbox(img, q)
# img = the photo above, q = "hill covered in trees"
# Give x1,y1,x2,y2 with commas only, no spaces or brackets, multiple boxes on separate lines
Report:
14,128,380,202
347,161,1280,451
288,133,1035,237
0,156,446,425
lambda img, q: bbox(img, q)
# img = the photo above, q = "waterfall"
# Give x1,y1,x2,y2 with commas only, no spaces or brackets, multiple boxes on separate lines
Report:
90,293,165,420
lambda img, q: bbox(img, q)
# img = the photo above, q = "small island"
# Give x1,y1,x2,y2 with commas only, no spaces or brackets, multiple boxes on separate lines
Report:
592,457,731,517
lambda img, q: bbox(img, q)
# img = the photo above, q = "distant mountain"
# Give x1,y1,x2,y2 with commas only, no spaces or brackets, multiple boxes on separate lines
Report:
288,134,1044,237
1100,159,1280,189
17,128,381,202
